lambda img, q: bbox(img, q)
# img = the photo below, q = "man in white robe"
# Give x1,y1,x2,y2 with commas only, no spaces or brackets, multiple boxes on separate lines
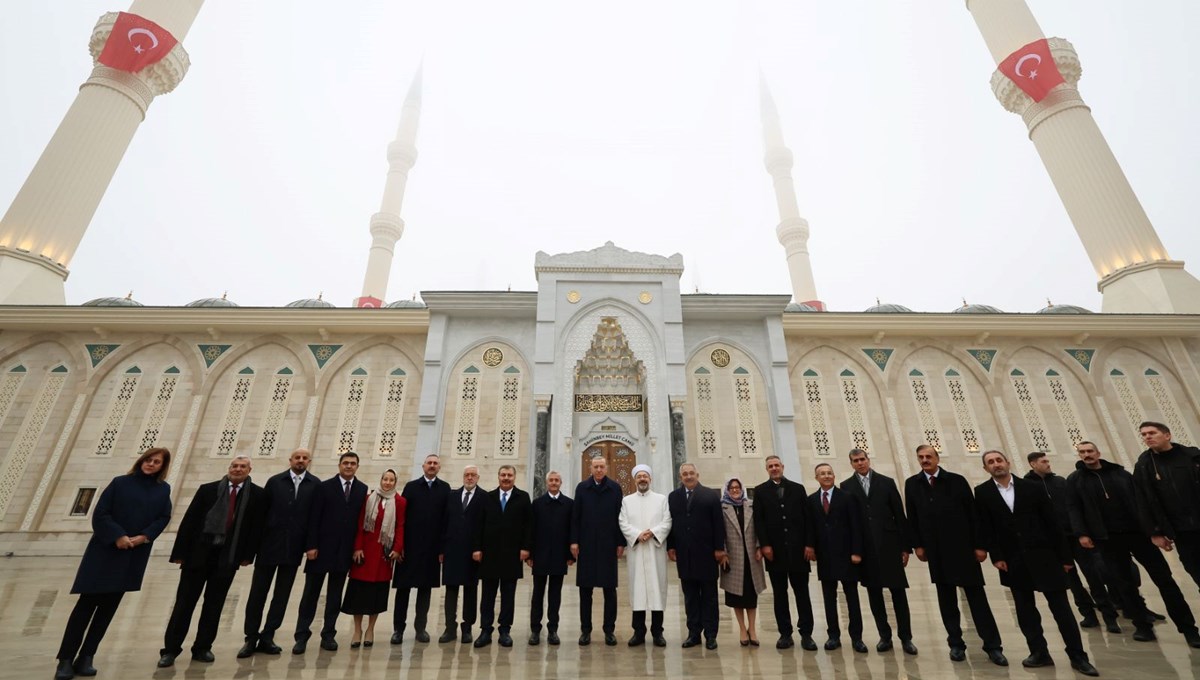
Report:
618,464,672,647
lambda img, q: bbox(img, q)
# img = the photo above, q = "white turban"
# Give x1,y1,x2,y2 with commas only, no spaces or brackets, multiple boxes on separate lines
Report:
631,464,652,479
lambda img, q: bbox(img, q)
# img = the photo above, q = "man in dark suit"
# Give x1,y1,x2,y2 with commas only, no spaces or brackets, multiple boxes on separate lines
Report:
752,454,817,651
840,448,916,655
391,453,451,644
975,450,1099,676
438,465,485,644
292,451,368,654
904,445,1006,666
570,455,626,646
471,464,533,648
809,463,866,653
528,470,574,645
239,448,320,658
1133,421,1200,590
158,456,265,667
667,462,725,649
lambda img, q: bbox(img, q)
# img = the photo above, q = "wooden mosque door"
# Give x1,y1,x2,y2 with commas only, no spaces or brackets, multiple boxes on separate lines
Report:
581,441,637,496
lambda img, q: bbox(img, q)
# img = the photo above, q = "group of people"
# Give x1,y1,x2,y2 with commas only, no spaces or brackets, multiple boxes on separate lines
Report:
51,420,1200,680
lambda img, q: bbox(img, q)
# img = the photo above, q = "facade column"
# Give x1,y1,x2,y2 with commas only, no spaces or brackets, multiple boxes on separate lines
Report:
966,0,1200,313
533,396,551,496
0,2,201,304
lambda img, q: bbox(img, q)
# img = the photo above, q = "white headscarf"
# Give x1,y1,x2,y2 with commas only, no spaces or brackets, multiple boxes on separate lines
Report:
364,470,400,550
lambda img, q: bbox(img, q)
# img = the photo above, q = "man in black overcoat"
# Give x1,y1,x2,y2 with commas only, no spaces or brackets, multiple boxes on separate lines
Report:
1133,421,1200,590
904,445,1006,666
809,463,866,653
840,448,916,655
666,462,725,649
438,464,485,644
292,451,368,653
158,456,265,667
528,470,574,645
570,455,626,646
240,448,320,657
975,450,1099,676
391,453,451,644
471,464,533,648
751,454,817,650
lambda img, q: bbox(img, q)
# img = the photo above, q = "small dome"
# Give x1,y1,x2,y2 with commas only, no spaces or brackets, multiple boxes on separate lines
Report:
82,295,143,307
186,295,238,308
285,296,334,308
784,302,820,312
952,303,1003,314
386,299,427,309
864,302,913,314
1036,303,1093,315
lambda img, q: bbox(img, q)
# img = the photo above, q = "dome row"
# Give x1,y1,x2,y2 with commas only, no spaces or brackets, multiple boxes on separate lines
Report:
83,296,428,309
785,302,1094,314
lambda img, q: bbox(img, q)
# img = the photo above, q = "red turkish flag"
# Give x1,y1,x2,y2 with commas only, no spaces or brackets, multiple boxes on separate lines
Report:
355,296,384,309
97,12,178,73
998,39,1065,103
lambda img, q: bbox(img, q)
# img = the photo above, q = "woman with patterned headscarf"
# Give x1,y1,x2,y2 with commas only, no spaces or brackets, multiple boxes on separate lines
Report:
720,477,767,646
342,469,406,648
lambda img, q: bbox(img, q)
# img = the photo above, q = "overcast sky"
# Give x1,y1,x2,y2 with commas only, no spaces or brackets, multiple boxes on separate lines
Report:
2,1,1197,311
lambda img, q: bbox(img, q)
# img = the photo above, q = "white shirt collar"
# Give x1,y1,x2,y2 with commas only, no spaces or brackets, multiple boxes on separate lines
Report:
549,493,560,499
923,469,940,480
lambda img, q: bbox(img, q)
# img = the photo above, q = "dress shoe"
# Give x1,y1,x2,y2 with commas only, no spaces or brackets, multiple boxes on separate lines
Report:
740,638,750,647
498,634,513,647
705,639,718,650
319,638,338,652
363,639,373,648
54,659,75,680
438,629,457,643
156,654,175,668
473,634,492,648
775,636,793,649
628,633,646,647
547,631,560,645
237,641,258,659
1070,657,1100,677
653,634,667,647
578,632,591,646
528,631,541,646
1148,609,1166,621
191,650,215,663
1185,631,1200,649
1079,614,1100,628
851,640,868,654
901,640,918,656
1132,626,1157,642
748,637,760,647
876,639,893,652
1021,651,1054,668
824,638,841,651
350,640,361,650
799,636,817,651
72,656,96,677
681,637,701,649
461,631,473,644
1102,614,1122,634
390,631,403,645
415,630,431,643
257,639,282,655
604,633,617,646
948,647,966,662
987,649,1008,666
291,640,307,655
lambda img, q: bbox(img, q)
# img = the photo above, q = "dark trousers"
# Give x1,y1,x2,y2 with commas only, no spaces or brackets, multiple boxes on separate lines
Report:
934,583,1002,652
162,567,237,655
1174,531,1200,593
294,570,347,642
821,579,863,642
632,610,664,636
243,562,298,642
1011,588,1086,660
57,592,124,660
866,586,911,642
530,574,563,633
479,578,517,635
443,581,478,633
1098,532,1197,633
681,578,719,641
393,586,432,633
579,587,617,634
767,569,814,638
1067,541,1117,618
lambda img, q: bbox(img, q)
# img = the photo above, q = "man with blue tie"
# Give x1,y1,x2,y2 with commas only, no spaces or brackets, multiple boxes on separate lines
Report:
472,465,533,648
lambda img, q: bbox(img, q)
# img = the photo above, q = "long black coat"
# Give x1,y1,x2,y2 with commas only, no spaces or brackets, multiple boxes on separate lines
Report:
304,475,369,574
570,476,627,588
171,479,265,572
441,485,485,586
256,469,320,567
840,471,910,589
751,477,815,575
974,477,1071,592
1066,459,1148,540
531,493,574,576
1022,471,1073,537
904,468,985,587
71,473,172,594
394,477,451,587
473,487,533,581
666,484,725,582
808,487,864,583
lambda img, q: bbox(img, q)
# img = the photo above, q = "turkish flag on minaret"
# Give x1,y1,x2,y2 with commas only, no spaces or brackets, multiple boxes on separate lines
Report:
998,39,1065,103
97,12,178,73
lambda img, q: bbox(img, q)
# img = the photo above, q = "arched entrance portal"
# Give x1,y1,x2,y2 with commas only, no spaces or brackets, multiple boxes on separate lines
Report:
582,440,637,496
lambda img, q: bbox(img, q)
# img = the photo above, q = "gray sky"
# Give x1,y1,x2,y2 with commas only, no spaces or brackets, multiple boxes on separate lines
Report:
2,1,1197,311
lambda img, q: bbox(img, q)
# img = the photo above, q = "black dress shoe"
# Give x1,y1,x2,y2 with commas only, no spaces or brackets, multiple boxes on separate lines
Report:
528,632,541,645
901,640,918,656
681,637,701,649
390,631,403,645
257,639,282,655
949,647,966,662
54,660,75,680
473,634,492,648
1071,658,1100,677
291,640,306,655
578,632,591,646
498,634,513,647
876,639,893,652
775,636,794,649
1132,626,1156,642
319,638,338,651
987,650,1008,666
237,641,258,659
824,638,841,651
415,630,431,643
705,639,718,650
191,650,215,663
1102,615,1122,634
1021,651,1054,668
851,640,868,653
1185,631,1200,648
800,636,818,651
438,629,457,643
73,656,96,677
1079,614,1100,628
548,631,560,645
604,633,617,646
461,631,473,644
1148,609,1166,621
653,635,666,647
156,654,175,668
628,634,646,647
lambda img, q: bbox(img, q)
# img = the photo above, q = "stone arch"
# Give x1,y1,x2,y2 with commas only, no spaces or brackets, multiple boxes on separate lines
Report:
1002,344,1109,457
891,344,999,459
684,340,775,461
1099,343,1199,448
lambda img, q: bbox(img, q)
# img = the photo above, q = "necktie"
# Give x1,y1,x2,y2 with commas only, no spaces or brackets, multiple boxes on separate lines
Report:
344,479,351,500
928,475,937,488
226,485,238,531
501,491,508,511
860,474,870,496
293,475,301,499
686,489,693,511
822,490,830,514
463,490,471,509
427,479,433,490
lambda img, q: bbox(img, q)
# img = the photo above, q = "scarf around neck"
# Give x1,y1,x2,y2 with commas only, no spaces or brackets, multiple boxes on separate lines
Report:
364,486,399,550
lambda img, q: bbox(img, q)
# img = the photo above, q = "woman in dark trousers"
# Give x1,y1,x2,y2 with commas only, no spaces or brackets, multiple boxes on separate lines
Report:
342,469,405,648
55,447,173,680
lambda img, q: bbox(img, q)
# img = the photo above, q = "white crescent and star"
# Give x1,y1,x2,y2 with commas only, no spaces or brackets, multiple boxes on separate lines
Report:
1014,53,1042,80
127,27,159,55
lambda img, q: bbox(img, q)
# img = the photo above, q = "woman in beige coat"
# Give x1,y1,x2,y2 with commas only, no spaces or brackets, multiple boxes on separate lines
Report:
720,477,767,646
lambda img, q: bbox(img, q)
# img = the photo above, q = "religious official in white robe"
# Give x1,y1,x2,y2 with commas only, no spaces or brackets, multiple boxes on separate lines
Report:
618,464,673,646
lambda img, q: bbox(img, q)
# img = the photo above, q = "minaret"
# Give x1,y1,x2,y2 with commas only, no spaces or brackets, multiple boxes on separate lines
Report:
0,1,201,305
355,65,422,308
760,74,823,310
966,0,1200,313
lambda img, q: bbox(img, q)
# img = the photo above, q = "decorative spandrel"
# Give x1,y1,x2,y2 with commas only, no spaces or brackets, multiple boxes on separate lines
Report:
574,394,643,412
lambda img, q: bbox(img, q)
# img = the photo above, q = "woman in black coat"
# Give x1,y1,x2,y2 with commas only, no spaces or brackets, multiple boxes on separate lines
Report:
55,448,173,680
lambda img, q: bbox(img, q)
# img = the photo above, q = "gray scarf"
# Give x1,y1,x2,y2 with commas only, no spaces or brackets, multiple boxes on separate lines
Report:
202,476,250,561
